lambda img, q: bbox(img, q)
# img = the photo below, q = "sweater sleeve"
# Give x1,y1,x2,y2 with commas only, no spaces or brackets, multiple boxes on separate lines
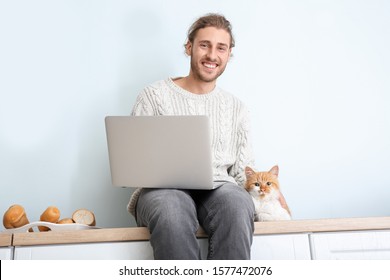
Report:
229,105,256,188
131,87,157,116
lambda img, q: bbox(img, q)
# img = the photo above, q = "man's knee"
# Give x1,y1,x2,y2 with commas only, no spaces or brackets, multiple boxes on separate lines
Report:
137,188,198,230
214,183,254,213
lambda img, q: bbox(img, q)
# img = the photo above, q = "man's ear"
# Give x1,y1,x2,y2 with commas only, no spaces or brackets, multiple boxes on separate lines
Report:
228,48,232,61
185,41,192,56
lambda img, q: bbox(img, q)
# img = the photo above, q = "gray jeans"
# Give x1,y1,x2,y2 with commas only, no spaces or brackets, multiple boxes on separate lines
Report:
135,182,255,260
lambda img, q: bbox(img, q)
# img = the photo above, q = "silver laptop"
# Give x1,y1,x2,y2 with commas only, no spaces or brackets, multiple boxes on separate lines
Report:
105,115,215,189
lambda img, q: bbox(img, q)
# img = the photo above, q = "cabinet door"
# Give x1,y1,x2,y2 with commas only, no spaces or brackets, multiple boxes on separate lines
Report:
251,233,311,260
14,241,154,260
0,248,13,260
310,230,390,260
13,239,209,260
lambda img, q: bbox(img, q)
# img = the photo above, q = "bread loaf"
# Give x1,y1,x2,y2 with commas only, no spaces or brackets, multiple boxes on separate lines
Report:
3,204,31,231
39,206,60,231
72,208,96,226
57,218,74,224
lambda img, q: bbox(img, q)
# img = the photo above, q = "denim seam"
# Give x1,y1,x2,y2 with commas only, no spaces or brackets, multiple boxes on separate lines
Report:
207,210,216,259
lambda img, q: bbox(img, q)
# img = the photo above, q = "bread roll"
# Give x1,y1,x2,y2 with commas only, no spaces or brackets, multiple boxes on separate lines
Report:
39,206,60,231
3,204,31,230
57,218,74,224
72,208,96,226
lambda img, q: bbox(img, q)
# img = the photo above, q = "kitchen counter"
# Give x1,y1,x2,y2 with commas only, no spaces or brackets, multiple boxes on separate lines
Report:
0,233,12,247
11,216,390,246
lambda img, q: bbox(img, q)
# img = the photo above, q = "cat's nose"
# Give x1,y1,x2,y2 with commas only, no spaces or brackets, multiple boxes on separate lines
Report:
259,188,265,194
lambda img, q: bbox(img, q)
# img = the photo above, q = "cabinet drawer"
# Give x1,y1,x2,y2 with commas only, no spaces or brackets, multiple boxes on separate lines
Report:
14,241,154,260
13,239,209,260
0,248,13,260
310,230,390,259
252,233,311,260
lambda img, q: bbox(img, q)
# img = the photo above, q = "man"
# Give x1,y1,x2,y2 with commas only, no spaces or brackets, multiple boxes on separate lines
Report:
127,13,255,259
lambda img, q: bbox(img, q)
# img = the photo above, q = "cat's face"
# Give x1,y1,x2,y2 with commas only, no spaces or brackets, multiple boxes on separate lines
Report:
245,166,280,199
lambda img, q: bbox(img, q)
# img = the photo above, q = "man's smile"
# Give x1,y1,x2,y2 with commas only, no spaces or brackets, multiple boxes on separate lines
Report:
202,62,218,69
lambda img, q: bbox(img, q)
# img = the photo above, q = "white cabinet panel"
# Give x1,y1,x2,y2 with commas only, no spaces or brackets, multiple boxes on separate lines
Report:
14,239,209,260
12,230,390,260
0,247,13,260
310,230,390,260
252,233,311,260
13,235,310,260
14,241,154,260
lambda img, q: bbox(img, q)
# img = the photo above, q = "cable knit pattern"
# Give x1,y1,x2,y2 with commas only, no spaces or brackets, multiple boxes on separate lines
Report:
127,78,255,217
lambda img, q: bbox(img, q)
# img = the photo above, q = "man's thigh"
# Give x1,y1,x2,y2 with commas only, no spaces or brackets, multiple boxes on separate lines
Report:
136,188,197,227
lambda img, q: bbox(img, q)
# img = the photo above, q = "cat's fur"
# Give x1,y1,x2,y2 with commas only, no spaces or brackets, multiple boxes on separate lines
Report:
245,165,291,222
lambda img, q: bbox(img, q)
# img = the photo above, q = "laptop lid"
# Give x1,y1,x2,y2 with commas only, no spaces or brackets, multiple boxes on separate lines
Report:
105,115,214,189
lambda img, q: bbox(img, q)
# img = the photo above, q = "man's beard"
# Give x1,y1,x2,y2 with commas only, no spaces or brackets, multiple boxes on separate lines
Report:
190,56,227,83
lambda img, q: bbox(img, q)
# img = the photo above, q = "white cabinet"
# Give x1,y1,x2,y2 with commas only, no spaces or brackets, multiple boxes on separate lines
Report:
0,247,13,260
310,230,390,260
252,233,311,260
14,241,153,260
13,234,310,260
9,218,390,260
13,239,209,260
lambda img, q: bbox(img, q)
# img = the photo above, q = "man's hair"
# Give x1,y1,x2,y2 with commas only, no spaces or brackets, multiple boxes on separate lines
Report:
186,13,235,48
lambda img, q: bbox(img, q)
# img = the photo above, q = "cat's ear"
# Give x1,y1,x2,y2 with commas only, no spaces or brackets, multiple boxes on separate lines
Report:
269,165,279,177
245,166,255,178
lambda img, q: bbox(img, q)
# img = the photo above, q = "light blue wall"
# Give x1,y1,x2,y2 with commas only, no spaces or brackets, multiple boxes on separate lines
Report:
1,0,389,228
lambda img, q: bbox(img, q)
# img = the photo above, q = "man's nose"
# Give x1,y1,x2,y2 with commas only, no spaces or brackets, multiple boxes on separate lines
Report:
206,47,217,61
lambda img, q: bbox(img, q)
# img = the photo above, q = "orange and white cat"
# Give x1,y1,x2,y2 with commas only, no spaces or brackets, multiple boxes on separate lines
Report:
245,165,291,221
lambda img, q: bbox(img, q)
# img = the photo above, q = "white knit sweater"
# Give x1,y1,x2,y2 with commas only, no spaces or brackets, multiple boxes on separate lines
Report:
127,78,255,216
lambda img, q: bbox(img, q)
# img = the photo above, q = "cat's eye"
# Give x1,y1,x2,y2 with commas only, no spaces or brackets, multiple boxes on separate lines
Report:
266,182,271,186
254,182,260,186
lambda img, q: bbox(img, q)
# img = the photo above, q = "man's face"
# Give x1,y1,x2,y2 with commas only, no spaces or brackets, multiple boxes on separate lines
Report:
186,27,232,83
